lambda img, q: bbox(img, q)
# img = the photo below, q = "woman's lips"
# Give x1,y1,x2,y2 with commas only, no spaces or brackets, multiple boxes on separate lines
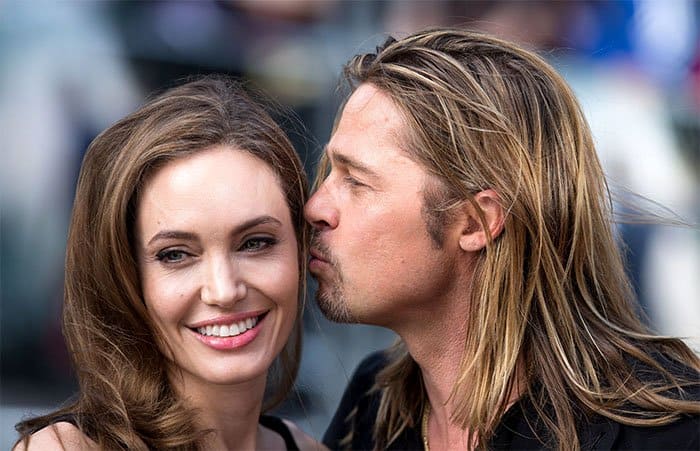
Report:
188,310,267,329
190,312,267,350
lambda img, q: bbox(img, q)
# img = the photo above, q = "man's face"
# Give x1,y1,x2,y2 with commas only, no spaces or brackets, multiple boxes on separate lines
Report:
304,83,462,327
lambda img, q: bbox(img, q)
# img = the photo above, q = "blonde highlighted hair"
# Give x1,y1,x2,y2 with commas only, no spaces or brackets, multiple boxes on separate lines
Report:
16,75,309,450
335,28,699,450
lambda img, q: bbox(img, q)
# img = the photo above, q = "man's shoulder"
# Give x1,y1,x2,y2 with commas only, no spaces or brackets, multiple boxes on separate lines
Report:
592,413,700,450
634,414,699,447
338,350,388,413
348,350,390,386
629,349,700,405
322,350,390,450
583,350,700,450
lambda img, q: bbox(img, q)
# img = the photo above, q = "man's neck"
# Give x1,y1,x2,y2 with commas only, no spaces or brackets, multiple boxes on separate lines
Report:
397,296,526,450
395,286,472,449
390,250,517,450
396,255,471,396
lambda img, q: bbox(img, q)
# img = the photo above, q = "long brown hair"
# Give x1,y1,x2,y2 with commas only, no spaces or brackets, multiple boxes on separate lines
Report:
334,28,699,450
15,75,309,450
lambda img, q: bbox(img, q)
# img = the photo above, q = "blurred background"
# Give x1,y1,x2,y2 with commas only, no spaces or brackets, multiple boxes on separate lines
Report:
1,0,699,447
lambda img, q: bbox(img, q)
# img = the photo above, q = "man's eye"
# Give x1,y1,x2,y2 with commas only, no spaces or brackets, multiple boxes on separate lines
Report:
240,237,277,252
156,249,188,263
343,175,365,187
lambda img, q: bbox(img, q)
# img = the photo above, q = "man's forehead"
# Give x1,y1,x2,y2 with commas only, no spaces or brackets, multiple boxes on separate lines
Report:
343,83,384,112
334,94,406,146
342,84,405,127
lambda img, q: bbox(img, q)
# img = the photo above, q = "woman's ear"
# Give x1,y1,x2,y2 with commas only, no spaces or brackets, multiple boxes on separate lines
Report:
458,189,505,252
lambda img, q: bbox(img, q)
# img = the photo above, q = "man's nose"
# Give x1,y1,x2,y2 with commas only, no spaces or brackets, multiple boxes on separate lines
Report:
200,256,246,307
304,183,339,231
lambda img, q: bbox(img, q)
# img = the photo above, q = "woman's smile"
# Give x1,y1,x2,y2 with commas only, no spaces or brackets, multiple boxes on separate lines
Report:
189,310,268,350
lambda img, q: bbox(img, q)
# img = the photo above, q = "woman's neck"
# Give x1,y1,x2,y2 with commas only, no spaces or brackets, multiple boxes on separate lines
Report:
170,370,269,450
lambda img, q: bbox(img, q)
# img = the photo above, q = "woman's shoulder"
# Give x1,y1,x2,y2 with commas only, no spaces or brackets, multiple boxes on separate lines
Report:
280,419,328,451
260,415,327,450
13,422,98,451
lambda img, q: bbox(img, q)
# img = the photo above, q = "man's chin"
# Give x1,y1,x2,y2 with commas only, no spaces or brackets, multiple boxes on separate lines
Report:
315,290,355,324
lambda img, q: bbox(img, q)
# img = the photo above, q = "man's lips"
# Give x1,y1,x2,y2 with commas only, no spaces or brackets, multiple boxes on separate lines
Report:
309,247,329,263
309,247,333,275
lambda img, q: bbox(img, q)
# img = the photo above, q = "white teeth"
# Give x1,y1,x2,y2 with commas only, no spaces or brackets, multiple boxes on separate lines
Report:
195,316,260,337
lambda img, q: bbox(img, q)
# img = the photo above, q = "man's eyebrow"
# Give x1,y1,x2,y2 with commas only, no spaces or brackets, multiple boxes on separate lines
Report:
146,215,282,246
327,147,381,180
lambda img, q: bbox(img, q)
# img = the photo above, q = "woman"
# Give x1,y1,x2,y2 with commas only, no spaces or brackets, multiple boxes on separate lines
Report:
15,76,323,450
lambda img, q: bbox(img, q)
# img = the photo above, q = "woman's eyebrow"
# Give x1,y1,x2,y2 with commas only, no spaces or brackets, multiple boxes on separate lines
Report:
147,230,196,246
231,215,283,235
146,215,283,246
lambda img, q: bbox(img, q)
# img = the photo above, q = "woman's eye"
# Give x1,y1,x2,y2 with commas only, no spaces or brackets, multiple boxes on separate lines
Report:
156,249,188,263
240,237,277,252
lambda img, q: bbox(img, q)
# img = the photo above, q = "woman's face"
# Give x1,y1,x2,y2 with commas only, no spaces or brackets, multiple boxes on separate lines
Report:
136,146,299,388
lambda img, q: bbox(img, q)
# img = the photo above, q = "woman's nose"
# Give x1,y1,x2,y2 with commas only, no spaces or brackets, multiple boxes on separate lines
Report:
200,256,246,307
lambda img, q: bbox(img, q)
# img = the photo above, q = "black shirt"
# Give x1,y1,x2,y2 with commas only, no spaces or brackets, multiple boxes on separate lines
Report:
323,351,700,450
260,415,301,451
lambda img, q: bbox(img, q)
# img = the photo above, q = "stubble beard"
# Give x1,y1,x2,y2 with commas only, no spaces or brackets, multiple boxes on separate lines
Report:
315,275,355,323
311,236,356,323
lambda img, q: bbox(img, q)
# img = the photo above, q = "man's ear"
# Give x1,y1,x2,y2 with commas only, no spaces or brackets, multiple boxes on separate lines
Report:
458,189,505,252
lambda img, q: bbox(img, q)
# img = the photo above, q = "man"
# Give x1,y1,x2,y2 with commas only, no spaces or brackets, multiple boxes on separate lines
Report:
305,29,700,450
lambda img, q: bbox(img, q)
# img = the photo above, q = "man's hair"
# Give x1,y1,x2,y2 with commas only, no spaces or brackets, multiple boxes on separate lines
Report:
15,75,309,450
339,28,700,450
